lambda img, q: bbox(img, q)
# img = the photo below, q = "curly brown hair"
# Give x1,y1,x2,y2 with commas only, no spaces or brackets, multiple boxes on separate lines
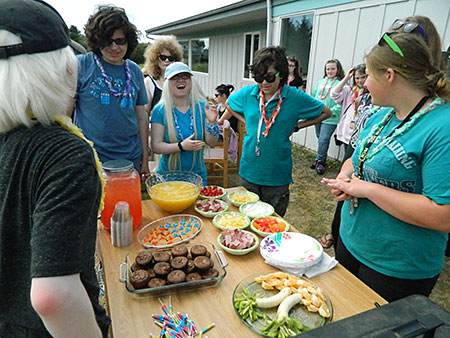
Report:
84,5,139,60
142,37,183,80
250,46,289,86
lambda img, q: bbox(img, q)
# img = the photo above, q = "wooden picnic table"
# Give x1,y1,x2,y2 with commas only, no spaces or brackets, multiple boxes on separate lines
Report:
97,187,387,337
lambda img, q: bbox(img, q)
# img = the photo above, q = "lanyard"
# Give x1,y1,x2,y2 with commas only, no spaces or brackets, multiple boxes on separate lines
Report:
357,96,429,179
255,89,282,157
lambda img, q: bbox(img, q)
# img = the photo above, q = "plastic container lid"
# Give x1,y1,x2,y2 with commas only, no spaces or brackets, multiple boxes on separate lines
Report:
102,159,134,173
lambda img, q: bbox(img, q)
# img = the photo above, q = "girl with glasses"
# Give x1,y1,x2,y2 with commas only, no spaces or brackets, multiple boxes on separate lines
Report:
319,63,367,249
73,5,150,176
226,46,332,216
142,36,183,115
310,59,345,175
287,56,304,90
322,28,450,302
150,63,219,184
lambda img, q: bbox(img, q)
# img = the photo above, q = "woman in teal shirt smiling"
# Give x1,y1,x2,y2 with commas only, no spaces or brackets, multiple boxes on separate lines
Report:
322,30,450,301
227,46,331,216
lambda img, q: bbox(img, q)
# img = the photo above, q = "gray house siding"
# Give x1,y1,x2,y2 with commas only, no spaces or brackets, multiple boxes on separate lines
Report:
146,0,450,160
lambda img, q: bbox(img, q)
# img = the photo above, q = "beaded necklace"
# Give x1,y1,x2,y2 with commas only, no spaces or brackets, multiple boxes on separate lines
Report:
259,88,282,137
351,87,363,109
318,78,337,99
93,54,133,108
54,115,105,212
173,106,194,142
357,97,442,179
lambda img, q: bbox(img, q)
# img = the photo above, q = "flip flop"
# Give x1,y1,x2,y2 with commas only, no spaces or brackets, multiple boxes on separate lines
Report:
319,234,334,249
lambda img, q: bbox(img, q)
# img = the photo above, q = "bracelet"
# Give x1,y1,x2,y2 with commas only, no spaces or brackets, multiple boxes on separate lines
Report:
206,120,220,137
177,141,185,152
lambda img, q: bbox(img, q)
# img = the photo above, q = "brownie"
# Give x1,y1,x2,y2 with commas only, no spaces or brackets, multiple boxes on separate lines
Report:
130,270,151,289
153,262,171,277
171,245,188,257
167,270,186,284
193,256,212,271
148,278,167,288
153,251,171,263
200,268,219,279
186,272,202,282
190,245,207,258
186,260,195,273
147,268,156,279
171,256,188,270
131,262,141,272
135,250,153,269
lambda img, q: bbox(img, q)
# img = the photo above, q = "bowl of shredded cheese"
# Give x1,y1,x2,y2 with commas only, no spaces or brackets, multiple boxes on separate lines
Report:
212,211,250,231
227,191,259,207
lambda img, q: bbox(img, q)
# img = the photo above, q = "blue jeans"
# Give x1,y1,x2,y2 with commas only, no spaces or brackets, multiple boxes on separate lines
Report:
314,123,336,162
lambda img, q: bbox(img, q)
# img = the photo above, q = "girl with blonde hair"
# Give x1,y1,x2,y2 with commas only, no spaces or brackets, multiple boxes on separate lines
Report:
322,29,450,302
150,62,218,184
142,36,183,114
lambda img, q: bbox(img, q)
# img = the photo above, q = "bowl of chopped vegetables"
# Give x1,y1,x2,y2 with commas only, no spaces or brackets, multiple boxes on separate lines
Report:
194,198,229,218
227,191,259,207
199,185,226,199
212,211,250,231
240,201,274,219
216,229,259,255
250,216,290,237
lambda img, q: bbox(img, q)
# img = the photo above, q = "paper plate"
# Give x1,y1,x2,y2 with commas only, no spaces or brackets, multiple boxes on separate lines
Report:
259,232,323,269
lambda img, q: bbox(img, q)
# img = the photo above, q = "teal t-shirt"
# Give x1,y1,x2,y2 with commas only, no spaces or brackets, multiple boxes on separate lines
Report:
151,102,208,185
340,102,450,279
228,84,324,186
311,77,341,125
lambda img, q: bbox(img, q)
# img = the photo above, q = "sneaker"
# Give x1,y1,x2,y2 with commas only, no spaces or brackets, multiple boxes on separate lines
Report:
315,161,326,175
310,161,317,169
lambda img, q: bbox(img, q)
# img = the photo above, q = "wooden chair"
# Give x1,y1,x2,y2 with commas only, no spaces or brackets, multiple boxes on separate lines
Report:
204,120,230,187
204,120,246,187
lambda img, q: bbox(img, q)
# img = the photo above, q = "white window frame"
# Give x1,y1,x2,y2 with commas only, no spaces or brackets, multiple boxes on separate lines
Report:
179,38,209,74
243,31,261,80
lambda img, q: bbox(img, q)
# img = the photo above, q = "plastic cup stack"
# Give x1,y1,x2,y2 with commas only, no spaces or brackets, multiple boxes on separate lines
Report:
111,201,133,247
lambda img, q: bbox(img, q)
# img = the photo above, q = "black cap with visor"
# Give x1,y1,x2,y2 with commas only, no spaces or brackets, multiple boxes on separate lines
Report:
0,0,70,59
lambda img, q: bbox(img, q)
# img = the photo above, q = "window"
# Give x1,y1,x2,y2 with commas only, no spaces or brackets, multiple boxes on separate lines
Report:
280,14,314,85
179,40,189,64
191,38,209,73
244,33,260,79
179,39,209,73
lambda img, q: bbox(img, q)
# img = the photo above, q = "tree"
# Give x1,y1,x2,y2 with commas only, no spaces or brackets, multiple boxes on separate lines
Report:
69,25,88,49
130,43,148,66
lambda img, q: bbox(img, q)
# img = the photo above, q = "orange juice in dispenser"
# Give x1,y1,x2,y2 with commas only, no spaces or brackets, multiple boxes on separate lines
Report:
101,160,142,229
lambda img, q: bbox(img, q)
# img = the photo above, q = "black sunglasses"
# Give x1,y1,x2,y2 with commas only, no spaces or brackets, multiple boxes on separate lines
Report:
107,37,127,46
392,19,427,38
253,71,280,83
158,54,176,62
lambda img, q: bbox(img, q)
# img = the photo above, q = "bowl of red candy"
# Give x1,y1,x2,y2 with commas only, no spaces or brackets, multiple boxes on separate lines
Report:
199,185,226,199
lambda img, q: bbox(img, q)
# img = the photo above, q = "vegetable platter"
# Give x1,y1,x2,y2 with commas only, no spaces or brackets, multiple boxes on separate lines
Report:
233,271,332,338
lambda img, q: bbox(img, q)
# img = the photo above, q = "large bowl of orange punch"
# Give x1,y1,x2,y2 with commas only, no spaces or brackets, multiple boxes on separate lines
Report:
145,171,203,213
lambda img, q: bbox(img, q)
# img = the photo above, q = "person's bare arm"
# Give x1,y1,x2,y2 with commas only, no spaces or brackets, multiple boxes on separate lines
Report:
151,122,205,154
136,105,149,175
296,105,332,130
31,274,102,338
225,102,246,131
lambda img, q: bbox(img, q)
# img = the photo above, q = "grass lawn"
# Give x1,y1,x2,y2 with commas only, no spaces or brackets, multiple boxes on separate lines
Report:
207,143,450,312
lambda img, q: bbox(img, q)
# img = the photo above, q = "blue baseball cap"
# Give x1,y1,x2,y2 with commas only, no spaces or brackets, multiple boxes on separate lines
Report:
165,62,193,80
